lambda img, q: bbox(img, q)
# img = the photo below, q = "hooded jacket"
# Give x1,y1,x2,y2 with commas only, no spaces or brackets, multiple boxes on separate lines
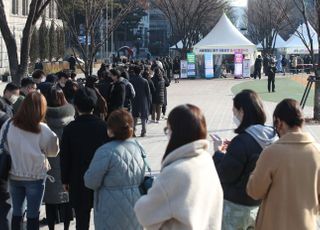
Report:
214,125,277,206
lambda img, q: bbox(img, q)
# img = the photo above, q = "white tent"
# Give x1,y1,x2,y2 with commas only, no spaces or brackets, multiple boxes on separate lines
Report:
257,34,286,49
193,13,256,54
285,22,319,54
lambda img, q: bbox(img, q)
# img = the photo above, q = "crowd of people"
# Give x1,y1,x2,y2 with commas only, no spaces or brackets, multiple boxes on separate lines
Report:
0,57,319,230
253,53,313,94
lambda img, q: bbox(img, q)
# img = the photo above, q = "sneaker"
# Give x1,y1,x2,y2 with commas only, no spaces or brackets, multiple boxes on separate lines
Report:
140,132,146,137
155,120,160,124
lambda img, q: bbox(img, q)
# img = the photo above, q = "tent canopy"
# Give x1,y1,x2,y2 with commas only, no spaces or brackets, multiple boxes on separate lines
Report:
285,22,319,54
193,13,256,54
257,34,286,49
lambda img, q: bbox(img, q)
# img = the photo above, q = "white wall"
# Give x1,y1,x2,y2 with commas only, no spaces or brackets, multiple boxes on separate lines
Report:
0,0,61,75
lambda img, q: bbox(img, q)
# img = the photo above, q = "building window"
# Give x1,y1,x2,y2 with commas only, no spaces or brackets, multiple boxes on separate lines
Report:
12,0,19,15
22,0,29,16
49,1,55,19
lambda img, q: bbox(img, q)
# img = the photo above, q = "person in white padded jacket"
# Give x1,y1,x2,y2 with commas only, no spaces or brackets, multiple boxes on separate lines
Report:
134,104,223,230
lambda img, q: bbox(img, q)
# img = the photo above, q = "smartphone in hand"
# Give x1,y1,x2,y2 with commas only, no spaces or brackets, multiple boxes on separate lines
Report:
210,133,222,141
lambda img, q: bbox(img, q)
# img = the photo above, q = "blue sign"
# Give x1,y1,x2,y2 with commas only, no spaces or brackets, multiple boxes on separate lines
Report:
205,53,214,78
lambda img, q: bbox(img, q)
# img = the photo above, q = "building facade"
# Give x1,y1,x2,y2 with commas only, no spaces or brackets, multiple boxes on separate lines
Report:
0,0,59,74
148,6,170,56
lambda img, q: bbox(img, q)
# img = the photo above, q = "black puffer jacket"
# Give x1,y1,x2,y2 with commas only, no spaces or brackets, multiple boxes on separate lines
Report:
151,75,165,104
213,125,277,206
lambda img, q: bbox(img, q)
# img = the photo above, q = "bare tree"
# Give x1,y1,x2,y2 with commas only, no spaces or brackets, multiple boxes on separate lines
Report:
0,0,52,84
151,0,228,58
56,0,147,77
246,0,292,54
275,0,320,119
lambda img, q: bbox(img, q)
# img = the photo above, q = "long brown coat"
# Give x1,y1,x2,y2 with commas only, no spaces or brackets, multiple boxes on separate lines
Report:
247,132,320,230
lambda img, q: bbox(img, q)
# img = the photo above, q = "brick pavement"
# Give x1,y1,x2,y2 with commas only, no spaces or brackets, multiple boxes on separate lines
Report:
0,76,314,229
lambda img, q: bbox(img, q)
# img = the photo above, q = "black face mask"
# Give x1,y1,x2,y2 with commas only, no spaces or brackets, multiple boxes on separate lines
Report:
273,127,280,138
273,120,280,137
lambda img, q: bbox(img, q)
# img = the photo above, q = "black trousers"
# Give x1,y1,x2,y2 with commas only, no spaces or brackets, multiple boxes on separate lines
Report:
268,76,275,92
46,203,73,230
254,67,261,79
74,206,91,230
0,198,10,230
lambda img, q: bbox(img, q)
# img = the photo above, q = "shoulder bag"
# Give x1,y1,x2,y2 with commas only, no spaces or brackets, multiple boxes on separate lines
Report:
135,140,155,195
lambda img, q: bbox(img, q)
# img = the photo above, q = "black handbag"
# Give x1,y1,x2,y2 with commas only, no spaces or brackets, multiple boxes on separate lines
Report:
135,140,155,195
0,120,12,180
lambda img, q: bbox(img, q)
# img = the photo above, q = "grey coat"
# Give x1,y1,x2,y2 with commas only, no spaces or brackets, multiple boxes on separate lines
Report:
84,139,145,230
43,103,75,204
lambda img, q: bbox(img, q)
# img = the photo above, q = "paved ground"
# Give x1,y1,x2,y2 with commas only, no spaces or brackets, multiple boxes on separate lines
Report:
2,75,317,229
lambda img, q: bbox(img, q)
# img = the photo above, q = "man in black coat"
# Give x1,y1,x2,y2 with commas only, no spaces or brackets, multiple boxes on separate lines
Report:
130,65,152,137
253,55,262,79
267,60,277,93
60,87,109,230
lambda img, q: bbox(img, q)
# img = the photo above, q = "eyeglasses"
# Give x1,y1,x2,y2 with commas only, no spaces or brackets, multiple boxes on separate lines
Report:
163,127,169,135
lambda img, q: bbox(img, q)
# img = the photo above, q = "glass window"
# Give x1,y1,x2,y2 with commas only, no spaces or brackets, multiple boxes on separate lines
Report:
22,0,29,15
12,0,19,15
49,1,55,18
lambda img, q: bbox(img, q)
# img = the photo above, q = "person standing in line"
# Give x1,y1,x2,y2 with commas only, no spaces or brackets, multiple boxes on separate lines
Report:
60,87,109,230
267,60,277,93
0,83,20,229
135,104,223,229
166,56,173,82
0,83,19,122
253,55,262,79
142,66,156,116
130,65,151,137
151,67,165,123
13,78,37,113
7,92,59,230
162,72,170,119
84,109,145,230
108,69,126,113
213,90,277,230
43,86,75,230
247,99,320,230
32,70,47,93
120,71,136,113
173,57,180,83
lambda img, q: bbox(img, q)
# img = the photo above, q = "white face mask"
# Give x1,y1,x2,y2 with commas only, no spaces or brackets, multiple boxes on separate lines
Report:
9,95,19,104
233,115,241,127
41,77,46,83
166,130,172,140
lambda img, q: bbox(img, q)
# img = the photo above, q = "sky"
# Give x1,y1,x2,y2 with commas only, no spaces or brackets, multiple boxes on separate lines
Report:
231,0,247,7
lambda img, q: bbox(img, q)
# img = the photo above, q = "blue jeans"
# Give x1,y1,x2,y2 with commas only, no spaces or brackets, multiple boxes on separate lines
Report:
10,179,45,218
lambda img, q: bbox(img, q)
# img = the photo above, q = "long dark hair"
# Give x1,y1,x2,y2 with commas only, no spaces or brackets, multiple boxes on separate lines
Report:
163,104,207,161
234,90,266,133
273,99,304,128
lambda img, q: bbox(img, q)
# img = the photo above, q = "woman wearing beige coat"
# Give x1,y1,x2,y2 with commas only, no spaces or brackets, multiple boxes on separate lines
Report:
247,99,320,230
134,104,223,230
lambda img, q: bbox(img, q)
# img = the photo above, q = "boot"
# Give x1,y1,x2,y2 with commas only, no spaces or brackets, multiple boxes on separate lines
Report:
27,217,39,230
11,216,23,230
